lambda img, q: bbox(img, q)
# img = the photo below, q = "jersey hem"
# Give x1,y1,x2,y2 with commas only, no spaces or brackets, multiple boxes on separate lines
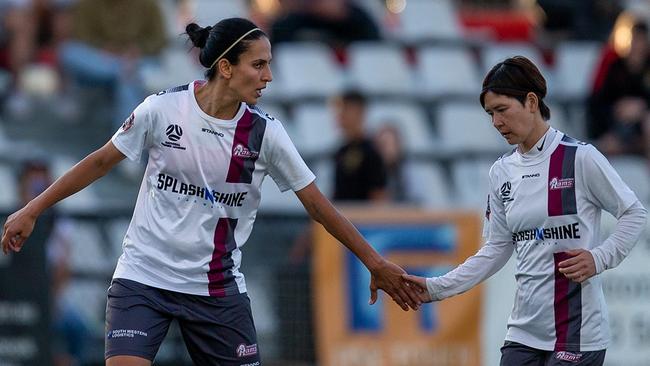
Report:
504,335,609,352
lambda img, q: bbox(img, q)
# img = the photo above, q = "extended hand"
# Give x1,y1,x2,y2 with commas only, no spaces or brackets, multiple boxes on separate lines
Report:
369,259,423,311
1,208,37,255
402,274,433,303
558,249,596,283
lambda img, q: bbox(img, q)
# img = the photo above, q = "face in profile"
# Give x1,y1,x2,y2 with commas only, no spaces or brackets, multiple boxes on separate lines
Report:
228,36,273,105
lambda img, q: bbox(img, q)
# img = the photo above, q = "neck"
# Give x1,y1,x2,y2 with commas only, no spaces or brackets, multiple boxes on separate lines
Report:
195,81,241,119
519,118,549,153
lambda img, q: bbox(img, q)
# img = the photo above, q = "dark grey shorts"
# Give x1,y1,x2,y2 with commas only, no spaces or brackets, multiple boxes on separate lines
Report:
105,278,260,366
500,341,605,366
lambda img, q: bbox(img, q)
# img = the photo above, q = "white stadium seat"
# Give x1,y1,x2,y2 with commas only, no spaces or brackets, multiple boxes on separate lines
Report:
609,156,650,205
347,42,414,96
272,42,344,100
451,159,495,210
404,161,451,208
258,176,304,213
291,102,340,156
191,0,249,27
388,0,463,42
417,46,482,99
366,101,435,155
0,164,18,210
554,41,601,100
435,101,510,154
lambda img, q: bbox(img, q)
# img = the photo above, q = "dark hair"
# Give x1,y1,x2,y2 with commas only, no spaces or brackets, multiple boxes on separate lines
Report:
633,21,648,36
339,89,367,106
480,56,551,121
186,18,266,80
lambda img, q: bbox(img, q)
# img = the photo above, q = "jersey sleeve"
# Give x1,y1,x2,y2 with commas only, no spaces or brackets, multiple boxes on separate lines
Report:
111,97,154,162
484,163,513,242
580,145,638,218
265,121,315,192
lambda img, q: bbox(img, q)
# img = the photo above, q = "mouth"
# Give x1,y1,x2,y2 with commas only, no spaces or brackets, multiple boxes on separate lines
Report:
255,87,265,98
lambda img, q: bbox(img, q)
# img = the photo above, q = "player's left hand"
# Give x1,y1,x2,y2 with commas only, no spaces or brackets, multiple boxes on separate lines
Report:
558,249,596,283
369,259,423,311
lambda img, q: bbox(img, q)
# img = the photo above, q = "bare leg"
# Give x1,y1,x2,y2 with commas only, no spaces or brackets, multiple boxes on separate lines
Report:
106,355,151,366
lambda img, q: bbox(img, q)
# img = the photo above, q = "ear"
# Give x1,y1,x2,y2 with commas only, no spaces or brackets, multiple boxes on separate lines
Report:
526,92,539,114
217,58,232,79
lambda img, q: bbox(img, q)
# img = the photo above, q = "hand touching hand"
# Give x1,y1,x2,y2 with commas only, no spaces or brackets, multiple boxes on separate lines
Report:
369,259,423,311
401,274,433,303
558,249,596,283
1,207,38,255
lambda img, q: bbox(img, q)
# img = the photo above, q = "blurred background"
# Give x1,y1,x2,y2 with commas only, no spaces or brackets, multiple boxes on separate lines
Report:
0,0,649,365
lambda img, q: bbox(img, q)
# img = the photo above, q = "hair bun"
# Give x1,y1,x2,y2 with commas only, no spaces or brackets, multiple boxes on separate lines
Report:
186,23,212,48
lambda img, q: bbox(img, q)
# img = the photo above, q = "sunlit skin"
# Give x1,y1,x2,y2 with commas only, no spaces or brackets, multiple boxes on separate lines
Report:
194,36,273,119
401,90,597,302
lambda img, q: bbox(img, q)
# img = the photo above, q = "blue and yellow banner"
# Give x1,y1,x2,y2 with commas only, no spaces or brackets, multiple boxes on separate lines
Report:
314,208,482,366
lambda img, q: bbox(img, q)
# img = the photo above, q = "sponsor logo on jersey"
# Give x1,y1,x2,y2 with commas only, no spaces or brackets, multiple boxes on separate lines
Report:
236,343,258,357
121,113,135,132
500,181,514,203
201,128,224,137
157,173,248,207
549,177,574,190
232,144,259,159
512,222,580,242
522,173,540,179
555,351,583,362
162,124,187,150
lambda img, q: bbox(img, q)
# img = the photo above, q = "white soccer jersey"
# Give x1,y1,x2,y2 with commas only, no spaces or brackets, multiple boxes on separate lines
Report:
110,80,315,296
429,127,640,352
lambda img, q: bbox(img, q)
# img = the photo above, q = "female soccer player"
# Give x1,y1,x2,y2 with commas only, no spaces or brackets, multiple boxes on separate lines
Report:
403,56,647,366
1,18,421,366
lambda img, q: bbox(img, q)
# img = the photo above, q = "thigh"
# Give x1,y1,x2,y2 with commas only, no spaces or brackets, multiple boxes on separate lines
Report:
500,341,546,366
178,293,260,366
105,279,174,362
546,350,606,366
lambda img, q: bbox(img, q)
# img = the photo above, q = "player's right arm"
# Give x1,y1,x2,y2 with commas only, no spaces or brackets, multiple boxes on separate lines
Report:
2,140,126,254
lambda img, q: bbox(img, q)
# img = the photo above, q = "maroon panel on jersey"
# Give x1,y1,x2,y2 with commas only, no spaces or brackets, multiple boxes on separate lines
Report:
548,144,577,216
208,218,239,297
553,252,582,352
226,110,266,184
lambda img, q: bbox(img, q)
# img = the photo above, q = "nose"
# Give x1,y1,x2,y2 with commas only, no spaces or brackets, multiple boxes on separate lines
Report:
262,65,273,82
492,114,504,128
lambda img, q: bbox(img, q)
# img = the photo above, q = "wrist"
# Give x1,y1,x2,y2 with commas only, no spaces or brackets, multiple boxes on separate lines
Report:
365,254,385,273
24,200,45,218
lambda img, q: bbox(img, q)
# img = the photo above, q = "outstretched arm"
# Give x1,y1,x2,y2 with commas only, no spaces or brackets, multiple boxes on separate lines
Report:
403,239,514,302
295,182,422,311
2,141,126,254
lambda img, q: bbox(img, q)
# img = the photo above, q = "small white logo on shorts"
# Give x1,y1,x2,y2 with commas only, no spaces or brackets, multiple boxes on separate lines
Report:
106,329,148,338
555,351,583,362
236,343,258,357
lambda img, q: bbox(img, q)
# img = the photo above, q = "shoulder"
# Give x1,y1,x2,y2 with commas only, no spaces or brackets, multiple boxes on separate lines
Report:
247,104,286,131
153,83,191,99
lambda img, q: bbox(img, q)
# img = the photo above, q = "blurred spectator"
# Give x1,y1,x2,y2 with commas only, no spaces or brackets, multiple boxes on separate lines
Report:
587,21,650,159
373,123,407,203
17,160,89,366
332,89,388,202
58,0,166,126
270,0,380,48
536,0,621,43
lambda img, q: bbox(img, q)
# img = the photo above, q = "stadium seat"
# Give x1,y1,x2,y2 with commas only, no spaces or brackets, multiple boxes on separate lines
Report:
191,0,249,27
451,158,495,210
366,101,435,155
142,48,204,94
435,101,510,155
609,156,650,205
291,102,340,157
554,41,601,100
258,176,304,213
388,0,463,42
0,163,18,210
271,42,344,100
346,42,414,96
404,160,451,208
417,46,482,99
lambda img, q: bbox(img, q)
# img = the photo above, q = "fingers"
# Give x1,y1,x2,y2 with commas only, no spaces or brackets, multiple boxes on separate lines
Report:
402,274,427,289
369,283,378,305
